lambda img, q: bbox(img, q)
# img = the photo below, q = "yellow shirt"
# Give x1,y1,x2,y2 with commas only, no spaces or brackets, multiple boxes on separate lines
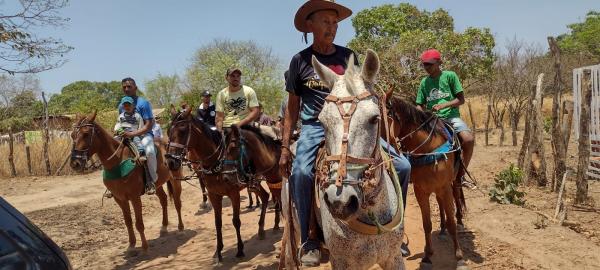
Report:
216,85,259,127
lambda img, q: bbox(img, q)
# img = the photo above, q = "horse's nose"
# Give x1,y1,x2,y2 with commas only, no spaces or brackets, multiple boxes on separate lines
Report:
167,158,181,171
324,188,360,220
70,159,83,171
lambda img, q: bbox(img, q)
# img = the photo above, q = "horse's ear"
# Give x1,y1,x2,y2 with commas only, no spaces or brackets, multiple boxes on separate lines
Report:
311,55,337,90
170,104,177,117
385,84,394,100
182,105,192,117
361,49,380,84
89,110,97,122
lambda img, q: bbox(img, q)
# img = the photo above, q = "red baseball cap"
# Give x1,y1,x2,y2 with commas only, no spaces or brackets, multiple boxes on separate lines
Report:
421,49,442,63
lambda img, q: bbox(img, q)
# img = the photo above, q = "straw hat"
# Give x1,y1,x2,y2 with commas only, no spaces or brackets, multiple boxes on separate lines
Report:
294,0,352,33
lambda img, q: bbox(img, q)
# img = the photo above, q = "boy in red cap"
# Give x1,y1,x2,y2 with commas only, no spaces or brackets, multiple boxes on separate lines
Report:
416,49,475,179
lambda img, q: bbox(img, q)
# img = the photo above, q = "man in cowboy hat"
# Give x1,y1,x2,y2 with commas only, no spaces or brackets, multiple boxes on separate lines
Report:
279,0,412,266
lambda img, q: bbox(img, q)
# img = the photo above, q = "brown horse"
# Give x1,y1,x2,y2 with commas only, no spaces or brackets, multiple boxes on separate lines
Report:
223,124,282,229
165,106,269,263
70,112,184,252
386,97,467,269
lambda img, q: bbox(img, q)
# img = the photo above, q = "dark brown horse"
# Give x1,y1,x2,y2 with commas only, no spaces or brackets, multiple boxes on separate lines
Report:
386,97,467,269
223,124,282,229
165,106,270,263
70,112,184,252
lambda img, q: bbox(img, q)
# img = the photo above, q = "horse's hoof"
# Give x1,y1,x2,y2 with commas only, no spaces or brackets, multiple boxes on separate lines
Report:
420,261,433,270
457,259,469,270
126,246,138,257
258,230,266,240
160,226,168,236
178,224,184,231
457,224,466,232
438,232,449,241
273,226,280,231
212,259,222,267
236,251,245,258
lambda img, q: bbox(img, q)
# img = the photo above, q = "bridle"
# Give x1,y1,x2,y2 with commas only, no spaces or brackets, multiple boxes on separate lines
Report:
166,116,225,175
71,119,96,164
317,91,384,202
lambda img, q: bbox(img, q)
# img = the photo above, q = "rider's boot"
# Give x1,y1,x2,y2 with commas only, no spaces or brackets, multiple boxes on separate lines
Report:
145,182,156,195
300,248,321,267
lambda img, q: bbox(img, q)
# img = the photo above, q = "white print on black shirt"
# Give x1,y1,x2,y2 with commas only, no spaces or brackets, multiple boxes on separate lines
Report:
225,97,247,116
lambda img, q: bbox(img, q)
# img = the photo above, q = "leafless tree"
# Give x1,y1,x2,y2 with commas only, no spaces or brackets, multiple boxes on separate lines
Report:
1,0,72,74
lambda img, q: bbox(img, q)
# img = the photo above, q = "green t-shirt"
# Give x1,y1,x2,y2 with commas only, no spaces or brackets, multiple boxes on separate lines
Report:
416,70,463,119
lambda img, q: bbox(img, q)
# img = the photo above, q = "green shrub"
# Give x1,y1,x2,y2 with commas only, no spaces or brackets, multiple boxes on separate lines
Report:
489,164,526,205
543,117,552,134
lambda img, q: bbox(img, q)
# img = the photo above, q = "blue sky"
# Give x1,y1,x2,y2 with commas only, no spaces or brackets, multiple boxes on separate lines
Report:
9,0,600,93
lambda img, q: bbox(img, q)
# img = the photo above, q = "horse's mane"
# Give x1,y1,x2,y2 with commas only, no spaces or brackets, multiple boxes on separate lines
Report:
190,116,222,145
388,96,448,139
240,125,281,151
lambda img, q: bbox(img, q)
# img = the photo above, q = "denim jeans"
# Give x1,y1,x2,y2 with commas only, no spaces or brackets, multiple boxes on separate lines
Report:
290,121,410,251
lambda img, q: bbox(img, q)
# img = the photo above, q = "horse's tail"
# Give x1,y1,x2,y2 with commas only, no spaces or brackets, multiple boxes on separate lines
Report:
167,179,174,202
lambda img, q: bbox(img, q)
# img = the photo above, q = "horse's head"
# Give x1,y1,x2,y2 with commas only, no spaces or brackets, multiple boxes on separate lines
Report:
70,111,98,172
315,49,382,220
166,105,193,171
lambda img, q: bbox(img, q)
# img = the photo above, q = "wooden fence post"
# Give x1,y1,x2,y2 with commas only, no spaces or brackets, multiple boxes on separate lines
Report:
526,74,547,186
509,105,518,146
42,92,51,176
468,101,476,130
518,99,533,169
548,37,566,192
8,128,17,177
562,101,574,147
25,145,32,175
485,104,491,146
575,70,592,204
55,155,70,176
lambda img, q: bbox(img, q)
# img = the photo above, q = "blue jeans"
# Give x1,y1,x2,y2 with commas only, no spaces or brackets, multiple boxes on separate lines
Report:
290,121,410,251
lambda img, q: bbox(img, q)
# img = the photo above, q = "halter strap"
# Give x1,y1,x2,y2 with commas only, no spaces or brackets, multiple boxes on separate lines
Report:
323,91,378,187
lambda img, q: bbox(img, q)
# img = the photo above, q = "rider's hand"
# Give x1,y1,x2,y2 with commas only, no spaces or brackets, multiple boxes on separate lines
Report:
123,131,134,138
432,104,444,112
279,147,291,177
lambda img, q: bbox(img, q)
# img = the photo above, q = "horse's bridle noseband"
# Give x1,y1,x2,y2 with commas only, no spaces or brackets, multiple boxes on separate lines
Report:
71,121,96,163
318,91,383,190
166,117,225,175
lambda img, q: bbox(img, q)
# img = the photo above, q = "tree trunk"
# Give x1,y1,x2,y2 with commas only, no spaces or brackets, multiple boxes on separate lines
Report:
485,104,491,146
499,120,505,146
575,70,592,204
8,128,17,177
42,92,51,176
509,105,518,146
548,37,566,192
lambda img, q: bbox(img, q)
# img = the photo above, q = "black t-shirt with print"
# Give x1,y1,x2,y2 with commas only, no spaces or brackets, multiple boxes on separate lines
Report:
286,44,358,122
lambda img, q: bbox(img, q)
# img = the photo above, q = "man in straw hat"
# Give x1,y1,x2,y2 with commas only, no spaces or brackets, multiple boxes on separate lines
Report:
279,0,411,266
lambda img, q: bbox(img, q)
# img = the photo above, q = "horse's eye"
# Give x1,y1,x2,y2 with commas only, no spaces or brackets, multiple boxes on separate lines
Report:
370,115,380,124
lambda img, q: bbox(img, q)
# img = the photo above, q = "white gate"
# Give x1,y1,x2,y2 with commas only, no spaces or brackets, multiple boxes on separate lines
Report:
573,64,600,179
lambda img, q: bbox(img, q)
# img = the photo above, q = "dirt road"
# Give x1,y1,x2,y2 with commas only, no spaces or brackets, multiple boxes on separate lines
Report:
2,141,600,269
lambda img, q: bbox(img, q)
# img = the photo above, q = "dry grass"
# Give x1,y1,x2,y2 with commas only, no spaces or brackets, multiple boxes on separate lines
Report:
0,137,75,178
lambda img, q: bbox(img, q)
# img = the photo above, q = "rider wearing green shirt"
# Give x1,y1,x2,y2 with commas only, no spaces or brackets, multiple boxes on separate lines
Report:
416,49,475,179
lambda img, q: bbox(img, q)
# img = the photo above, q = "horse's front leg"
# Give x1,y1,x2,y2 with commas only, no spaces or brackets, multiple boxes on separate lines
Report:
130,196,148,251
208,193,224,264
435,195,447,236
453,181,465,231
256,184,269,239
246,188,254,209
415,187,434,266
272,187,282,230
440,185,463,263
229,191,245,257
171,178,184,231
156,185,169,235
114,197,136,251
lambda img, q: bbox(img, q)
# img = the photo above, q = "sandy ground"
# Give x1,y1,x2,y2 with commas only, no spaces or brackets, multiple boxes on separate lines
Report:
2,130,600,270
